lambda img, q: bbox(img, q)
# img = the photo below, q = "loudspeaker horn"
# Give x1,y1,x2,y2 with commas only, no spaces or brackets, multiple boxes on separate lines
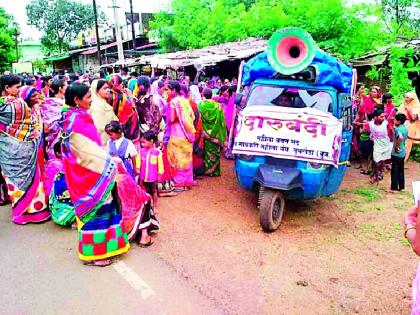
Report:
267,27,317,75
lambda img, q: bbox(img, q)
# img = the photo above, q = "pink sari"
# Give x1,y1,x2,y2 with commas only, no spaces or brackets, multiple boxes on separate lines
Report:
43,158,63,197
167,96,196,187
412,263,420,314
114,160,151,241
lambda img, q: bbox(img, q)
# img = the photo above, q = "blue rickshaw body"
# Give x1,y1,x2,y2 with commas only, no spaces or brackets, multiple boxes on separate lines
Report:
234,78,353,201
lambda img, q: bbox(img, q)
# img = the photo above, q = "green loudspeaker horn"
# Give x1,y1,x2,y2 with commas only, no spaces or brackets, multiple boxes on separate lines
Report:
267,27,317,75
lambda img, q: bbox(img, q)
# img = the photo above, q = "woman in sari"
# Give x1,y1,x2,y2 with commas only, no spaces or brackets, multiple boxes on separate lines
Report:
199,88,227,177
0,75,50,224
360,87,381,118
62,83,152,265
21,86,59,197
40,76,53,99
20,86,43,126
136,76,162,135
106,74,139,141
42,79,67,159
89,79,119,147
399,92,420,161
167,81,196,191
62,83,130,266
188,85,205,177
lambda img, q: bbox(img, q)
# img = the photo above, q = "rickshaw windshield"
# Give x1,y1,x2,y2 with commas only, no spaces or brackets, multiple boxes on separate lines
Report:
247,85,333,113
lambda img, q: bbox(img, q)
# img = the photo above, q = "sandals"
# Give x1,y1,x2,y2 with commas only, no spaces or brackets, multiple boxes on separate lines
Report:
158,191,178,197
360,170,371,175
83,259,113,267
139,239,154,248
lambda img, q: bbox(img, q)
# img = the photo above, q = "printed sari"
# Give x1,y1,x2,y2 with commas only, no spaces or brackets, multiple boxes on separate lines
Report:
41,97,64,159
188,98,205,177
0,96,50,224
50,170,76,227
136,94,162,134
167,96,196,187
199,100,227,177
61,106,130,261
114,160,156,241
107,75,139,141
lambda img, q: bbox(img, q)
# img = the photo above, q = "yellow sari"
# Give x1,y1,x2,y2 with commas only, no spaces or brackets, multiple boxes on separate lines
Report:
399,92,420,160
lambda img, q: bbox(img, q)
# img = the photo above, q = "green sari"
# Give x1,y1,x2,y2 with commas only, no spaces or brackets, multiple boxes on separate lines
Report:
199,100,227,176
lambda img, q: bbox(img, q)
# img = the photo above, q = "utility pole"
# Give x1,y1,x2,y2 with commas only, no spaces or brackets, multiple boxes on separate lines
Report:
14,27,20,63
111,0,125,63
129,0,136,50
92,0,101,66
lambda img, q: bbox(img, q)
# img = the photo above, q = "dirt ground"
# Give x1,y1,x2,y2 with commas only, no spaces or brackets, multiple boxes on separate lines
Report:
156,159,420,315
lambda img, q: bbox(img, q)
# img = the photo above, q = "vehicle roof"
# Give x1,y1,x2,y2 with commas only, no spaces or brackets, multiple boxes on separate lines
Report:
252,78,339,93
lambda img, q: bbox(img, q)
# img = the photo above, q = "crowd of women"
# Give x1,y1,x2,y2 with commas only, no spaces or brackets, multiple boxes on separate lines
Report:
352,84,420,187
0,72,237,266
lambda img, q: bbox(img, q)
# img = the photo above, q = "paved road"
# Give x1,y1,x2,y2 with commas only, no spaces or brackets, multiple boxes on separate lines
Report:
0,206,224,315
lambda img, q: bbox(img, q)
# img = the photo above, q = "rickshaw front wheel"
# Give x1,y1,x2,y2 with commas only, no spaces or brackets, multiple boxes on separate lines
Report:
259,189,285,232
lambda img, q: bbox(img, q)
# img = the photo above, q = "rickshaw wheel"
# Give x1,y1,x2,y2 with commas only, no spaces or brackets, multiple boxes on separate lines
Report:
259,189,285,232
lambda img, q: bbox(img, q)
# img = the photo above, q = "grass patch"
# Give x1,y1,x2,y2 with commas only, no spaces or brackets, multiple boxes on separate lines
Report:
335,186,389,213
358,222,402,242
401,238,411,247
342,199,384,213
352,187,382,202
394,198,415,210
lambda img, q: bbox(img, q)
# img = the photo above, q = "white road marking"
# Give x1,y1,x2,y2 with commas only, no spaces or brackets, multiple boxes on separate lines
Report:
113,261,156,299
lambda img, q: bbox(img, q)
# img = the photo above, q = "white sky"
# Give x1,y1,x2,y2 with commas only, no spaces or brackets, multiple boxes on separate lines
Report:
0,0,172,40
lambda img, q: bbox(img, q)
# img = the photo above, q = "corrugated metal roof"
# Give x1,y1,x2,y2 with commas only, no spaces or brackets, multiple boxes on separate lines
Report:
350,39,419,67
132,38,267,69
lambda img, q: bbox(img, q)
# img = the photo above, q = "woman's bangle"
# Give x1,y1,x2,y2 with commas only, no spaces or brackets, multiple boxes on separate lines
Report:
405,226,416,238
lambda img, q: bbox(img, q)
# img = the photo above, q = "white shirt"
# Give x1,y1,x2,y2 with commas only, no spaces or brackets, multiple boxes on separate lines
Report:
107,137,138,158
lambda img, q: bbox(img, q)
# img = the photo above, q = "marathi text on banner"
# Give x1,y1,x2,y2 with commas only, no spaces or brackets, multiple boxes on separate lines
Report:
232,106,343,166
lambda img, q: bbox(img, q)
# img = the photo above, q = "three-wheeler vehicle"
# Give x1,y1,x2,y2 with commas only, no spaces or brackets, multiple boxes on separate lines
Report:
232,27,355,232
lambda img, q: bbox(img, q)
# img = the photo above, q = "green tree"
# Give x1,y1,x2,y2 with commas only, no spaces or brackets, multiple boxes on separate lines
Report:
380,0,420,38
0,7,18,72
149,0,388,61
26,0,104,55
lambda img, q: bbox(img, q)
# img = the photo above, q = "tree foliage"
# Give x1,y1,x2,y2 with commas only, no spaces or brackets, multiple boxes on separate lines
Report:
380,0,420,38
389,47,417,104
150,0,394,61
26,0,104,55
0,7,18,72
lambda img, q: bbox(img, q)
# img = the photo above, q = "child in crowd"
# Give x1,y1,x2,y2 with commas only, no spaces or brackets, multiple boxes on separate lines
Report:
49,142,76,227
43,141,65,197
354,112,373,174
365,110,393,184
139,130,164,212
390,113,408,192
105,121,138,179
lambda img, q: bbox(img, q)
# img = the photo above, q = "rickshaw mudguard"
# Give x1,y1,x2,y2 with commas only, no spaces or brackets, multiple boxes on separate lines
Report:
254,164,302,191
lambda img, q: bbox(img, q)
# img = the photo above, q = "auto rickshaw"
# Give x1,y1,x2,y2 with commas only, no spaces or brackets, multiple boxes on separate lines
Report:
232,27,355,232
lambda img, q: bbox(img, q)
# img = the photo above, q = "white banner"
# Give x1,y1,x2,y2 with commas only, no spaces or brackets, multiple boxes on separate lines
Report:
232,106,343,166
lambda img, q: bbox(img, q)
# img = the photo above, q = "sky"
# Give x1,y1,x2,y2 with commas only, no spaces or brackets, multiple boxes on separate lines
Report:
0,0,171,40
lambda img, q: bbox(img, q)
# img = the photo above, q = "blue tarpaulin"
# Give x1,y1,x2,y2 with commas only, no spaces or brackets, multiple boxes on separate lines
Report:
242,50,353,94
